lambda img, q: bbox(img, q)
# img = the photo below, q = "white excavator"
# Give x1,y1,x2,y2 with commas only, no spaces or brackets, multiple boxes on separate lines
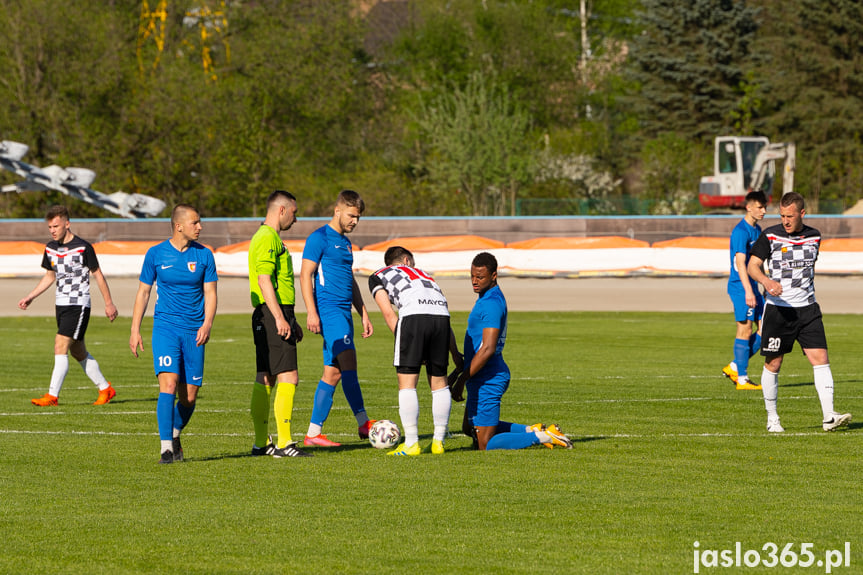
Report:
698,136,796,210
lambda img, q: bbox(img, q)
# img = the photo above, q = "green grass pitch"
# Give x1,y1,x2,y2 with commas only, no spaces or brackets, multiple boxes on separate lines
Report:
1,311,861,574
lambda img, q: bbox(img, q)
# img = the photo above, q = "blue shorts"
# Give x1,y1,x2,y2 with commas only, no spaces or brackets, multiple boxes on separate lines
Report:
319,307,355,366
152,323,206,386
728,282,764,323
465,374,510,428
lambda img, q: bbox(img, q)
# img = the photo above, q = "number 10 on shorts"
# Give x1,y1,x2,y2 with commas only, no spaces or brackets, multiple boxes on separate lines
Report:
158,355,173,367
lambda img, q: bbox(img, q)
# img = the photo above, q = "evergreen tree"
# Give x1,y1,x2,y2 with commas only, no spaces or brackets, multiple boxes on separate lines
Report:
754,0,863,207
628,0,760,142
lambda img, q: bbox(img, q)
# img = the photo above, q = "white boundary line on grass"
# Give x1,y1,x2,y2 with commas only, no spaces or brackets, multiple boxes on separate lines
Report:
0,428,851,439
4,395,863,416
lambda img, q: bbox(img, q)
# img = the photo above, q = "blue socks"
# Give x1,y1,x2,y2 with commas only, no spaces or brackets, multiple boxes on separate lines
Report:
310,380,336,426
496,421,526,434
484,421,538,450
174,400,196,433
733,338,750,377
750,332,761,357
157,392,175,441
487,431,542,450
341,370,366,415
732,333,762,378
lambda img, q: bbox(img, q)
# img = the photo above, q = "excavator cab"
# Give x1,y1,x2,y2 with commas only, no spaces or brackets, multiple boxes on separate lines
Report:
699,136,774,209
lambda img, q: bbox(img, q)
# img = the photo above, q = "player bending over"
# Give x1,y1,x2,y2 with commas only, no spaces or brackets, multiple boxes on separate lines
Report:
369,246,463,455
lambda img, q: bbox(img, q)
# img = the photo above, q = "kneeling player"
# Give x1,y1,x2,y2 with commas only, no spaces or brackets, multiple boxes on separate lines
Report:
449,252,572,450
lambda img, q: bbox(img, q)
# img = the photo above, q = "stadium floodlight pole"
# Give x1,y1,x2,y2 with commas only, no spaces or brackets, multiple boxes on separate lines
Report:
0,137,166,219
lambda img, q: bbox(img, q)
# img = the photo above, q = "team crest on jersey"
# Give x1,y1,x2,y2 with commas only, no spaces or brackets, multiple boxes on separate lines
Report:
187,262,196,272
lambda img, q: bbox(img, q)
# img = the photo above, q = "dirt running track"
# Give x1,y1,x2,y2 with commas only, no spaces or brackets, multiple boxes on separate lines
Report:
3,276,863,317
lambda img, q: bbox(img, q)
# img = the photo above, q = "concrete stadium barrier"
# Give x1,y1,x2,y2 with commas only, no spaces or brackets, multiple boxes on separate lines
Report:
3,234,863,278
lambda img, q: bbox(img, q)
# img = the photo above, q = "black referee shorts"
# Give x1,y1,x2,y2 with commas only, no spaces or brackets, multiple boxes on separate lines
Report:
252,304,301,375
760,302,827,356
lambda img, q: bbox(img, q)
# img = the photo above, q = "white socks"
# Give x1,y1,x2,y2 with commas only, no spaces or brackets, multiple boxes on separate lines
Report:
79,354,110,390
813,364,834,419
49,354,110,397
431,387,452,441
399,389,420,446
762,363,836,421
761,366,779,419
48,355,70,397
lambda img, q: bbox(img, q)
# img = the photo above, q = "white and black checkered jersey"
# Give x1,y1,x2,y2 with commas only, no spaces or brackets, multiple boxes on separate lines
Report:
751,223,820,308
41,235,100,307
368,265,450,317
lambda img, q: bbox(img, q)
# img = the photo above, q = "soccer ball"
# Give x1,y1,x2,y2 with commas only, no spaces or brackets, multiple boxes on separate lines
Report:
368,420,401,449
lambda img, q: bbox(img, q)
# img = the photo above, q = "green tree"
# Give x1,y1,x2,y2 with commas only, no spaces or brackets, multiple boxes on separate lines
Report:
639,134,709,214
0,1,138,217
627,0,760,142
414,72,535,216
753,0,863,209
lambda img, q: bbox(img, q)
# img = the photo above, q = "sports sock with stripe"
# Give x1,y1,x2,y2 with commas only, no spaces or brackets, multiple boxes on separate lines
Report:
250,382,271,448
274,382,297,448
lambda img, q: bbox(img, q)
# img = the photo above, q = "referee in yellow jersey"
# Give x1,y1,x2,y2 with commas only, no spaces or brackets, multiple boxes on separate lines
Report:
248,191,312,457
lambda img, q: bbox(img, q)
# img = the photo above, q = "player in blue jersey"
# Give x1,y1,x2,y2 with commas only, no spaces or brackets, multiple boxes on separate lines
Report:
449,252,572,451
722,190,767,390
129,205,218,463
300,190,374,447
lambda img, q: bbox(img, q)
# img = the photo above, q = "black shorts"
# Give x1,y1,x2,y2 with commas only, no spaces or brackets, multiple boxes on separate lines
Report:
394,314,450,377
252,304,301,375
55,305,90,341
760,303,827,356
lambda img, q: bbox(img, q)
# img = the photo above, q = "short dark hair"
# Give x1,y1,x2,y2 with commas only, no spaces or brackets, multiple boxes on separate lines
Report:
171,203,199,226
45,205,69,221
780,192,805,212
745,190,768,206
384,246,414,266
337,189,365,214
472,252,498,274
267,190,296,209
